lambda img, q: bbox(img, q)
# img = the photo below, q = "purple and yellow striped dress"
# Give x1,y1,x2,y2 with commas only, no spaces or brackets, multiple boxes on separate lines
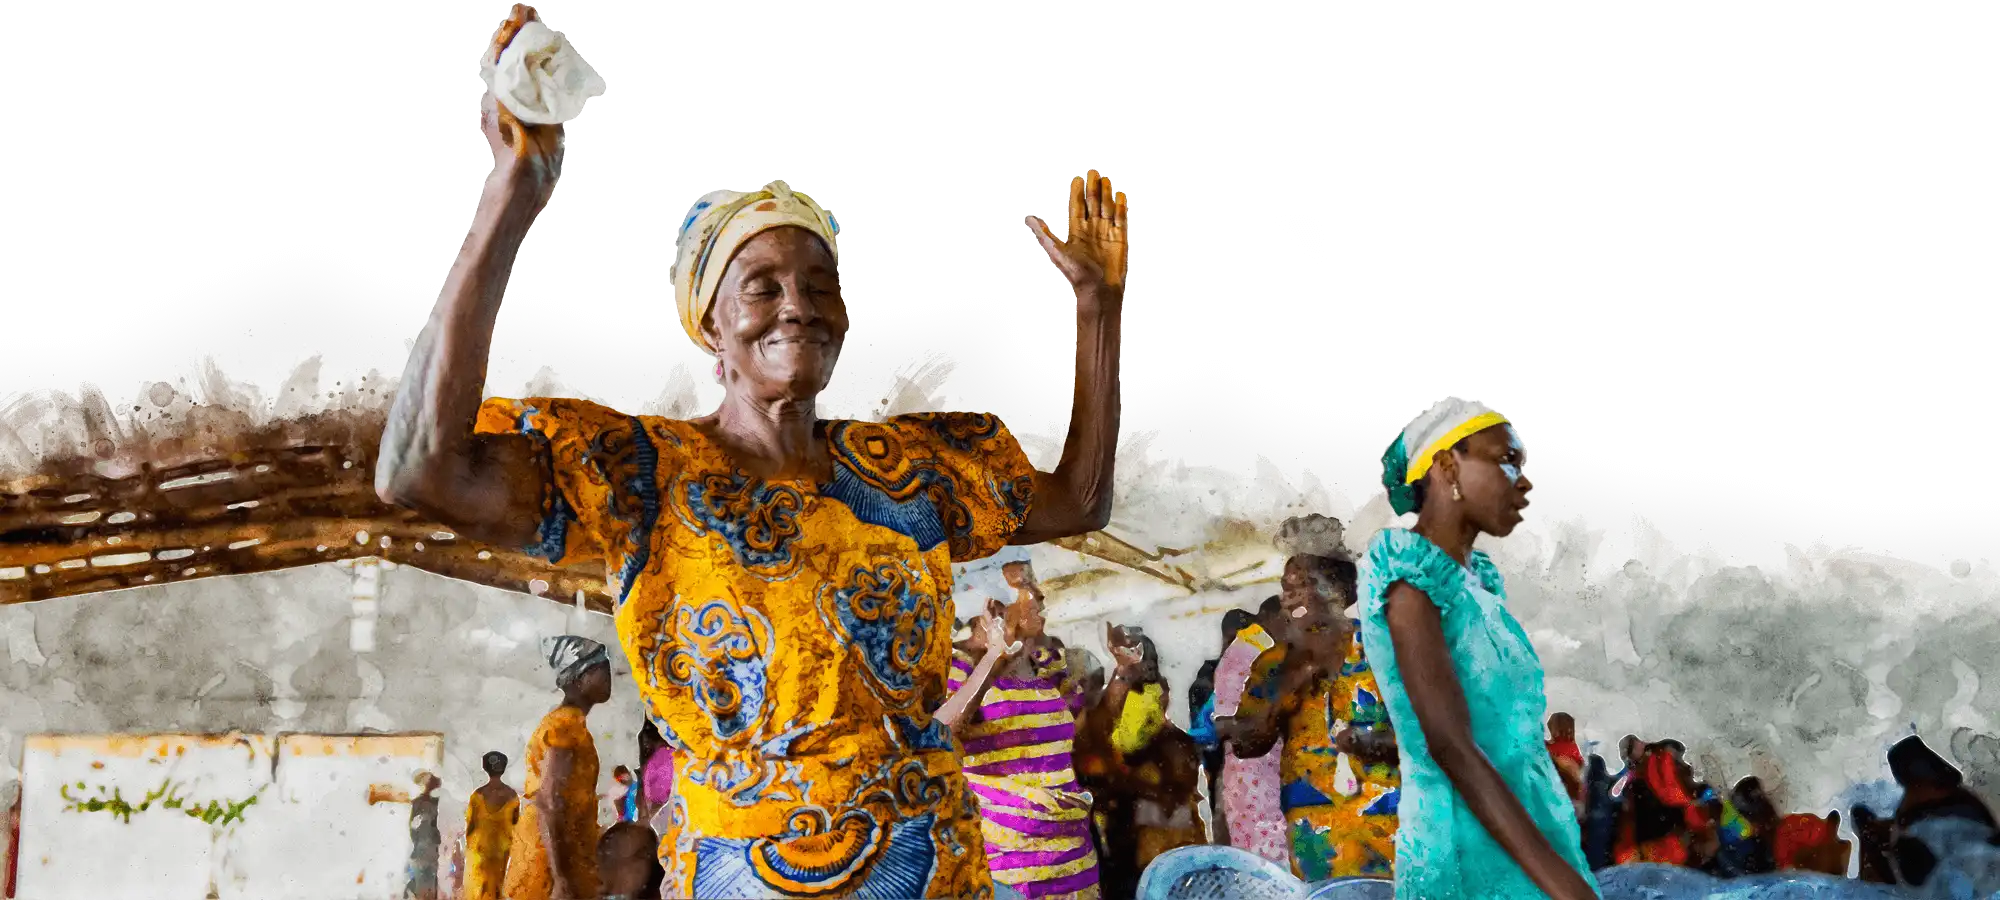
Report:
950,647,1102,900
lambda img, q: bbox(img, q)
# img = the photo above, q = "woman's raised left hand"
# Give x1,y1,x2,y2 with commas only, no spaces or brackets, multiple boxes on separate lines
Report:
983,615,1023,658
1028,171,1128,305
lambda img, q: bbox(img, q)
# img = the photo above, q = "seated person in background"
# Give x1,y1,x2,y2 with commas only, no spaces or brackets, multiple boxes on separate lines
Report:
1855,735,1999,888
1708,776,1778,878
1610,735,1644,802
596,821,664,900
1546,713,1586,816
1614,740,1711,868
1580,755,1618,871
1775,810,1850,876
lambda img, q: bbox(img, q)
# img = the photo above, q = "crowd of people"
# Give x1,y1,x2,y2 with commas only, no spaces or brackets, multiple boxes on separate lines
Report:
371,14,1997,894
414,531,2000,900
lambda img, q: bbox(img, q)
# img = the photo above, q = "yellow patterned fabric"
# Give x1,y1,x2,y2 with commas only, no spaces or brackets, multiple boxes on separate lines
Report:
502,706,602,900
1237,633,1401,882
1110,683,1166,756
671,181,840,354
463,791,517,900
476,398,1037,900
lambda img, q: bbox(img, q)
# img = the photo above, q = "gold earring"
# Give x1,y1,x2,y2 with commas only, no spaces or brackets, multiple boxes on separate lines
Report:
1451,482,1463,502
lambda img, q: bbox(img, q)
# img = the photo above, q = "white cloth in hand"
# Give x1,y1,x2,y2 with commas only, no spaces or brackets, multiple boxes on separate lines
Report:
479,20,606,125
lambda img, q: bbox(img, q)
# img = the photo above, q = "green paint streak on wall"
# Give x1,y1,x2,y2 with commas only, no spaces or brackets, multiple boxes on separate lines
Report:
60,778,262,827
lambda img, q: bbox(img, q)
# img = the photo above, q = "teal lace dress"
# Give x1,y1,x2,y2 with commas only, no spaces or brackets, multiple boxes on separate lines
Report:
1355,529,1598,899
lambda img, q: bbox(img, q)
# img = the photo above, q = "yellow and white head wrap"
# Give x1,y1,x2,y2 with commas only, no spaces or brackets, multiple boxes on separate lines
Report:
670,180,840,355
1380,398,1510,515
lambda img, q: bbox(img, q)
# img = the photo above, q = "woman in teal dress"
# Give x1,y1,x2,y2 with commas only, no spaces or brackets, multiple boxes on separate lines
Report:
1354,398,1599,900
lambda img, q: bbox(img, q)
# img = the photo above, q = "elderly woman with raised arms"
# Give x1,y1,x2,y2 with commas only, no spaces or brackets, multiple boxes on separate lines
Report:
375,9,1128,899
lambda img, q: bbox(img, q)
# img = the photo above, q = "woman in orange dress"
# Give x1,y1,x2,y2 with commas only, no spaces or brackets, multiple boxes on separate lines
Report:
463,751,520,900
502,635,611,900
1225,554,1401,882
374,10,1130,897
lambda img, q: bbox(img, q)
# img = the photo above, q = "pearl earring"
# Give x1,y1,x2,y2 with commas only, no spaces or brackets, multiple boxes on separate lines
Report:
1451,482,1463,502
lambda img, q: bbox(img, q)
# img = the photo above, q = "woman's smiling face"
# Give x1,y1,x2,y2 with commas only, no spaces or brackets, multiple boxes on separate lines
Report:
703,226,848,400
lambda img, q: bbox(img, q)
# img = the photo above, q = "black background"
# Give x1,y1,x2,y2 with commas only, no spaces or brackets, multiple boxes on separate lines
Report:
19,10,2000,502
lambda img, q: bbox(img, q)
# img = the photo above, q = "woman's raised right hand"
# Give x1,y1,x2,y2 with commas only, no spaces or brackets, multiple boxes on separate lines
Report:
481,5,563,209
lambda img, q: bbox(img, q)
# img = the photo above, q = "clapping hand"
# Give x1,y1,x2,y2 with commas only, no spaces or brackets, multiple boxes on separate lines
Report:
984,615,1023,658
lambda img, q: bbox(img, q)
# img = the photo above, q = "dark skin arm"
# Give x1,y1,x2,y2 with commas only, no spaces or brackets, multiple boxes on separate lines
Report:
1011,173,1126,544
374,12,570,543
538,747,575,899
1219,651,1311,760
1386,582,1597,900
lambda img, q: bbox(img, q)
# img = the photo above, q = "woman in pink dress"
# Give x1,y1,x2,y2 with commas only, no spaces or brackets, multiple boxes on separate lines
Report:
1211,596,1290,865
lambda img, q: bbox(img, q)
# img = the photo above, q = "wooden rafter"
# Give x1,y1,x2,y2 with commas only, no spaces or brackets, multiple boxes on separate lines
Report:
0,407,609,611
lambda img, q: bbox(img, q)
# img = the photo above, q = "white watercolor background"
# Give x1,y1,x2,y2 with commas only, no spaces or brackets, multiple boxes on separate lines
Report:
3,241,2000,880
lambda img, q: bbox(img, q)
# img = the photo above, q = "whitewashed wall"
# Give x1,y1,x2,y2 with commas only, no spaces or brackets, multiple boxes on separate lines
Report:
14,733,440,900
0,561,643,899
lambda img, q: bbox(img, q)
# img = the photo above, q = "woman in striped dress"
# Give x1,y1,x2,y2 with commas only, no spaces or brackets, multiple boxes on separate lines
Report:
946,562,1102,900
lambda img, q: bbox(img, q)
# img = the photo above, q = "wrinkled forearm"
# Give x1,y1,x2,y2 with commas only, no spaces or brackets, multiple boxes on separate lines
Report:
1056,299,1122,526
375,175,539,519
1012,298,1121,543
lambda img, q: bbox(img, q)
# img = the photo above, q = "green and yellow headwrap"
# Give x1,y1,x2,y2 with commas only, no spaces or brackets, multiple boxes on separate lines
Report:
1380,398,1509,515
670,181,840,355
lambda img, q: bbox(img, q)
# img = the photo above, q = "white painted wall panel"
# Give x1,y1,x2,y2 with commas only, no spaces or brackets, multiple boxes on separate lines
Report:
13,733,440,900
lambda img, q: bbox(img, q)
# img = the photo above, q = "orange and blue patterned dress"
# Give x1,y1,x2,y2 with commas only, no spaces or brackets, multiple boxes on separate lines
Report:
476,398,1035,900
1236,628,1401,882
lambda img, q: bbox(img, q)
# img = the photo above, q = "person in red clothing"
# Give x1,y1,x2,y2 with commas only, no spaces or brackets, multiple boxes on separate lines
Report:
1775,810,1850,875
1546,713,1586,815
1614,741,1714,868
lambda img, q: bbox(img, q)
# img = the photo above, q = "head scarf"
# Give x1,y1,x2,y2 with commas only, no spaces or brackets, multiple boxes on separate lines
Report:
1380,397,1510,515
671,181,840,355
541,634,608,689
